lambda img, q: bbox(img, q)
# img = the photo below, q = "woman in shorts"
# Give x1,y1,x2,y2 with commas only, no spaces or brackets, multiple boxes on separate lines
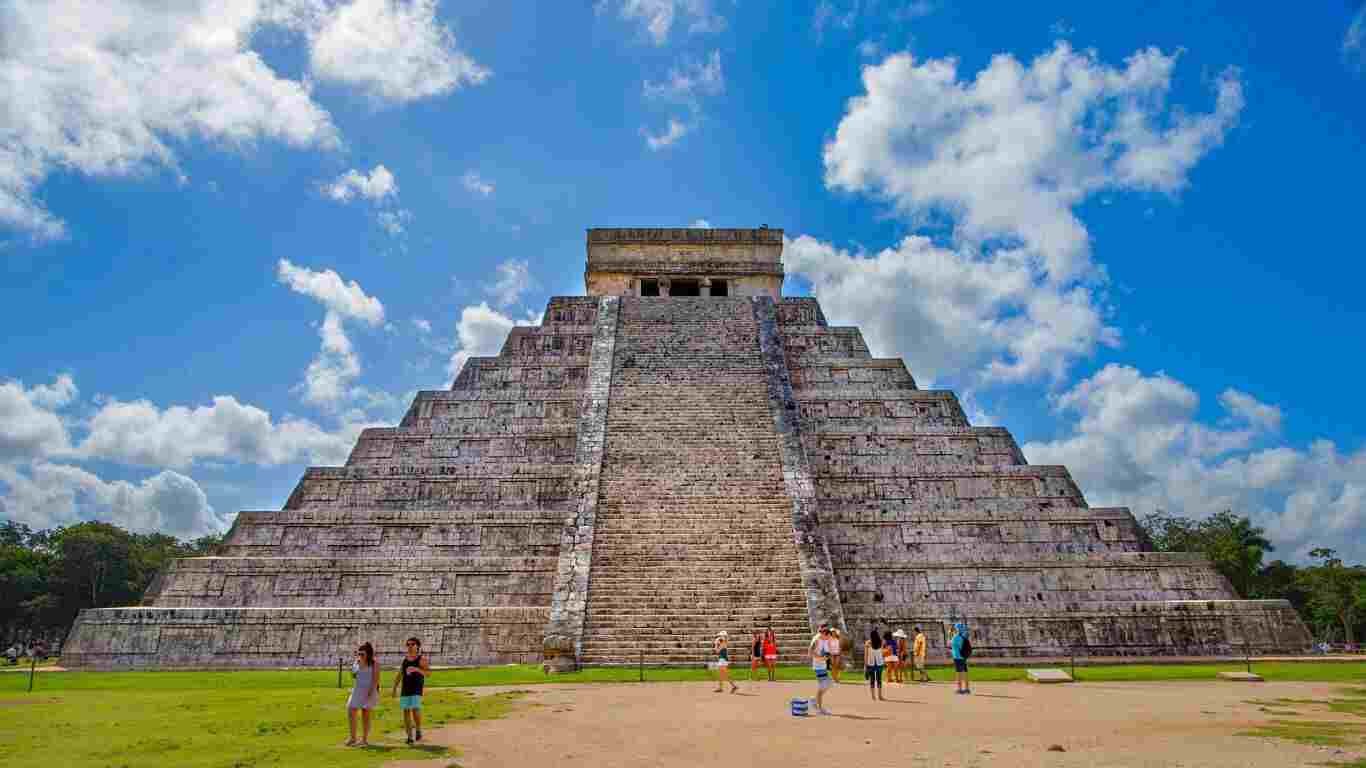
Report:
713,631,739,694
346,642,381,747
762,628,779,681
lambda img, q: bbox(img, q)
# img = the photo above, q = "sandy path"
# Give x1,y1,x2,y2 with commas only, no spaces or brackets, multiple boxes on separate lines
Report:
386,679,1361,768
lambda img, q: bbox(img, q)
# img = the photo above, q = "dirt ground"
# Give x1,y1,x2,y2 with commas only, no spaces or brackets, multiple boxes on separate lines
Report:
384,677,1366,768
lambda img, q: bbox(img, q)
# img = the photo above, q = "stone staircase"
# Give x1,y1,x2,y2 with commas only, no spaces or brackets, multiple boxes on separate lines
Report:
579,298,813,665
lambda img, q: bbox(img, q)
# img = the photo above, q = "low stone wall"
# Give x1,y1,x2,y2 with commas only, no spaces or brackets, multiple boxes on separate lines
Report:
63,606,548,669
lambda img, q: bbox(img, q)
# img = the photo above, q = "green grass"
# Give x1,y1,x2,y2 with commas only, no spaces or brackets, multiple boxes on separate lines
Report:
1240,719,1364,747
0,682,522,768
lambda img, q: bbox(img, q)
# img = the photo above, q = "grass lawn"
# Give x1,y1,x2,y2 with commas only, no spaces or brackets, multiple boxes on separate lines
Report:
3,661,1365,767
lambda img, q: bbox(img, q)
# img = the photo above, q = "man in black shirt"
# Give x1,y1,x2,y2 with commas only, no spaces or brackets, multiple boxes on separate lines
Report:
391,637,431,745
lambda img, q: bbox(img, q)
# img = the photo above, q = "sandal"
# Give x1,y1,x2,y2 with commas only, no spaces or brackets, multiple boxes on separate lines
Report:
344,740,357,747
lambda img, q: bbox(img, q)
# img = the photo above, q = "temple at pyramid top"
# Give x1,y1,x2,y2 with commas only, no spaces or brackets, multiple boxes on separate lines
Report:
585,226,784,298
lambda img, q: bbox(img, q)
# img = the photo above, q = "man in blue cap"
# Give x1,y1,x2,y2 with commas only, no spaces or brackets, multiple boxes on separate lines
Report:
950,622,971,695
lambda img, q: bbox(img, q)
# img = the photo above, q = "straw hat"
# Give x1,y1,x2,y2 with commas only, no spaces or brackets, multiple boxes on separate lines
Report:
892,629,908,638
716,630,728,639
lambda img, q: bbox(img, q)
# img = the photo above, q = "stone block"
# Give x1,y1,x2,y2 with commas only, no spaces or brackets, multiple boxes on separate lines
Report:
1027,668,1074,683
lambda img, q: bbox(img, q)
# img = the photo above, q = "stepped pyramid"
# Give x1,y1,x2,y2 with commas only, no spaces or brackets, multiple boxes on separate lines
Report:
64,227,1310,669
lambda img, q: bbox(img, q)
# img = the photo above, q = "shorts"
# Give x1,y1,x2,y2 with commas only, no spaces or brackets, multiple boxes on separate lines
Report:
953,658,968,673
399,695,423,711
814,669,833,691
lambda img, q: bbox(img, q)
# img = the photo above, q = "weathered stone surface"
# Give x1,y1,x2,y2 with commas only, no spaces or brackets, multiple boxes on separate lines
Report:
65,227,1311,669
1027,668,1074,683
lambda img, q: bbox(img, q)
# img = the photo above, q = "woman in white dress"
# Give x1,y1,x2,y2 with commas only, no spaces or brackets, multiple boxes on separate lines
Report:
346,642,381,747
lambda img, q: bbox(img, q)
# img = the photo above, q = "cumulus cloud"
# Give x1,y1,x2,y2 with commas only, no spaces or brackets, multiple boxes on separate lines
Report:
308,0,490,104
323,165,398,202
277,259,385,408
461,171,495,197
0,462,225,539
0,0,485,241
643,118,691,151
78,394,363,469
786,234,1118,384
794,44,1239,384
1023,365,1366,563
824,43,1242,282
602,0,724,45
446,303,541,380
0,376,76,462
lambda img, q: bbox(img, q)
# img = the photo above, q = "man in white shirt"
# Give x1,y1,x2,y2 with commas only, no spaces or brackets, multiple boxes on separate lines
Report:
809,623,836,715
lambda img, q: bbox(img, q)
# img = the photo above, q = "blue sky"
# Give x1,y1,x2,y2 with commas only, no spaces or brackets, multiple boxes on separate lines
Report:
2,1,1364,562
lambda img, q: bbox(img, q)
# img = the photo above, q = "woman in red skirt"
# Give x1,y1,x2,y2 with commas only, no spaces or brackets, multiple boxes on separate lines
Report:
762,628,779,682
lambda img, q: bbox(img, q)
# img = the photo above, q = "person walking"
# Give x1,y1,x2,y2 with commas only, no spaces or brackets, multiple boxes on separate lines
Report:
809,623,836,715
762,628,779,682
346,642,381,747
950,623,971,695
828,627,844,683
864,628,885,701
912,626,930,682
713,631,739,694
391,637,430,745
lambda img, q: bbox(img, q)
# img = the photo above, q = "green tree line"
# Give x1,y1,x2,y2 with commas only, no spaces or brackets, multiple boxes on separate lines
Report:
1,520,221,646
1139,510,1366,644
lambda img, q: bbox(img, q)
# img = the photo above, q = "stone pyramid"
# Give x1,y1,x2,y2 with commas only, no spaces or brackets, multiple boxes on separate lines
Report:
64,228,1309,669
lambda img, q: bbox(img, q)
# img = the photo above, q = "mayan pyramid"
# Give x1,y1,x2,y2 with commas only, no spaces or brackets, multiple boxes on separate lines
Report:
64,228,1310,668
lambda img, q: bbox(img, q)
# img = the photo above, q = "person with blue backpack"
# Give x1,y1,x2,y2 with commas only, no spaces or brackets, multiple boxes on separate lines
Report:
950,622,972,695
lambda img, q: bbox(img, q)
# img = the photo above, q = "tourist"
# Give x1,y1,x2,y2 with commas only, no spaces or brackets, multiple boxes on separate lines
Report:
882,630,898,684
391,636,430,745
762,627,779,682
951,623,971,695
912,626,929,682
828,627,843,682
809,623,835,715
864,628,885,701
750,630,764,683
346,642,381,747
893,629,909,683
713,631,739,694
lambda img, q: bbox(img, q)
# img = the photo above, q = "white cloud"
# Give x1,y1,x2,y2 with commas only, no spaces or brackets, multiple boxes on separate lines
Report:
77,395,361,469
1346,8,1366,71
0,0,340,240
277,260,384,408
1023,365,1366,563
1219,388,1282,433
446,303,541,380
375,208,413,235
786,233,1118,384
412,317,432,333
814,1,934,38
308,0,490,104
795,44,1241,385
605,0,724,45
323,165,398,202
0,462,224,539
486,259,534,307
692,219,712,228
824,43,1243,283
857,40,882,59
0,1,488,242
461,171,495,197
643,118,691,150
0,376,76,462
643,50,724,107
276,259,385,324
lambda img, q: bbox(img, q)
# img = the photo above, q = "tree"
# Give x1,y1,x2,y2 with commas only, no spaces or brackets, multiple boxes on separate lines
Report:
1138,510,1274,598
1299,548,1366,645
48,522,139,622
